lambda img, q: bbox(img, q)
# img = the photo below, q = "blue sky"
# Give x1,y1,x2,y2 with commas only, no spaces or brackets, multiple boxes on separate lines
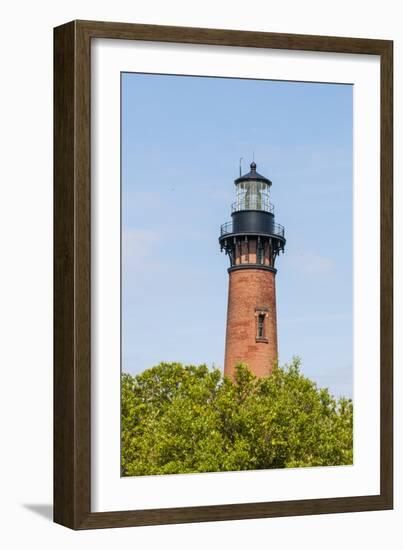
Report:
121,72,353,399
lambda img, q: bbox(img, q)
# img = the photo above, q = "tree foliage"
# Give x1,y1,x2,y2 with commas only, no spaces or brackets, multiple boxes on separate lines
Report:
121,359,353,476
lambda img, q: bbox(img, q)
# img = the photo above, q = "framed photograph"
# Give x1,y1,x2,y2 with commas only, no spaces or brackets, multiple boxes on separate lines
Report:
54,20,393,529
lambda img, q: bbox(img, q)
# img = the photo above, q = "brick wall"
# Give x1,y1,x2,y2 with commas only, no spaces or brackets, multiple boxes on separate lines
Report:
224,268,278,379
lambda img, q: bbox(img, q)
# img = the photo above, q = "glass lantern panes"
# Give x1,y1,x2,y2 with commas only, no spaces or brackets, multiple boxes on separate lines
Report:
235,180,271,212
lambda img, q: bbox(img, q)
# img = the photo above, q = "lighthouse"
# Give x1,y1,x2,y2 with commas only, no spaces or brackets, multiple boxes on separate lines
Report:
219,161,286,379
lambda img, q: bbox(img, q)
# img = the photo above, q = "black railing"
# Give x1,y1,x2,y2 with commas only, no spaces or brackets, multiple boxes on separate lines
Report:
220,221,233,236
220,220,285,238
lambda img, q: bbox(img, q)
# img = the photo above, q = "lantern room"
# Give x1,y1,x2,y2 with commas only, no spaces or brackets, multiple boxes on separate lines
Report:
233,161,273,213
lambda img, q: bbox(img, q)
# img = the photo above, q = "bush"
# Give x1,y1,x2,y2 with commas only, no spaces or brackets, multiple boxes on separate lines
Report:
121,359,353,476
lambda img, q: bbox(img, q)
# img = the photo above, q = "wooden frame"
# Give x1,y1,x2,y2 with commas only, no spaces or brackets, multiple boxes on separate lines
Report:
54,19,393,530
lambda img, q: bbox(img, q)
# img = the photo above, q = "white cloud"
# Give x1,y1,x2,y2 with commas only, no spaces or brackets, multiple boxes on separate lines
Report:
287,250,336,277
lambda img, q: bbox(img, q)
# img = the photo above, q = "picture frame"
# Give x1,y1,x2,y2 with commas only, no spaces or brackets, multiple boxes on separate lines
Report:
54,19,393,529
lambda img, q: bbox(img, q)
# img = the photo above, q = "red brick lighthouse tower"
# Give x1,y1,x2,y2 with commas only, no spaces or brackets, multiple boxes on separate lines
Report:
219,162,286,379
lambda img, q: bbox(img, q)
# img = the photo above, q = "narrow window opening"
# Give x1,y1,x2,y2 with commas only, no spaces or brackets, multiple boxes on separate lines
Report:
257,314,265,338
257,241,264,264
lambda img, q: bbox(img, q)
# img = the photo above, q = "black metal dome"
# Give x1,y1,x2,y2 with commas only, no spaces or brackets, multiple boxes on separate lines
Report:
234,162,272,186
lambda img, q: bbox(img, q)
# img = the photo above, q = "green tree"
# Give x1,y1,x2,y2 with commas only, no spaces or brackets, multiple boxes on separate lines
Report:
121,359,353,476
